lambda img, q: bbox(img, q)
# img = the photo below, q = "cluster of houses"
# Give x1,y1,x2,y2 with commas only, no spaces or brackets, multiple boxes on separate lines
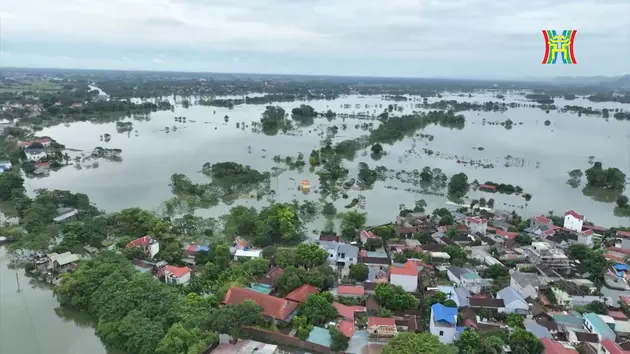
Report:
31,204,630,354
207,208,630,353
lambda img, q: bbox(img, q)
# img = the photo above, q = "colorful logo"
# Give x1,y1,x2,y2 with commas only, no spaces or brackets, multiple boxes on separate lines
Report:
542,30,577,64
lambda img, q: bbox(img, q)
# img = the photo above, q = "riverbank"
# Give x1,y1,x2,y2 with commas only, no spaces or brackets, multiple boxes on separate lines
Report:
0,247,117,354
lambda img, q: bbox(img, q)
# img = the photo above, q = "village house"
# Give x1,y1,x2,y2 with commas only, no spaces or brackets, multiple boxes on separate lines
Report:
583,312,617,342
430,303,458,344
335,285,365,298
496,286,529,314
233,249,263,261
24,148,47,161
367,316,397,341
527,242,571,272
161,265,191,285
222,287,298,326
389,260,419,292
316,240,359,269
17,138,52,148
464,217,488,234
563,210,584,232
540,338,579,354
510,271,547,299
359,229,378,244
531,215,554,231
395,212,430,238
285,284,318,303
447,266,485,294
47,252,80,272
468,297,505,313
126,235,160,259
435,286,470,308
615,230,630,249
332,301,366,321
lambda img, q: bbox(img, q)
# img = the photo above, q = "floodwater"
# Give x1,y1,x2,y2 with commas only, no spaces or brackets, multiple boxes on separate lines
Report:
23,93,630,227
2,92,629,354
0,247,119,354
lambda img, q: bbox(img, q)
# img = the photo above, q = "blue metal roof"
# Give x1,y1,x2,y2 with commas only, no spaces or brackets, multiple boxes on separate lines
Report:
613,263,628,271
197,245,209,252
432,303,457,325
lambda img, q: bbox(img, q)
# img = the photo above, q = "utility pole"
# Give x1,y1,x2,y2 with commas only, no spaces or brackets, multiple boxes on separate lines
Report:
15,272,21,293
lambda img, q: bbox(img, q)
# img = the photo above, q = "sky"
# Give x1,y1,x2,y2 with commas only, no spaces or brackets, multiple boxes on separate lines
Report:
0,0,629,79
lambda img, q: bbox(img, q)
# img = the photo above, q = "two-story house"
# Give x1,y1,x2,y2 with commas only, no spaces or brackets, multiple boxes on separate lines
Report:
430,303,458,344
162,265,191,285
564,210,584,232
316,241,359,269
465,217,488,234
126,235,160,259
389,260,418,292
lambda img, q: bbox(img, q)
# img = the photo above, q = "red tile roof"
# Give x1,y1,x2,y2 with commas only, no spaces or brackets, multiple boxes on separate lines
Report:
466,217,487,224
332,302,365,320
126,235,152,248
582,229,593,235
564,210,584,220
285,284,318,303
479,184,497,191
34,161,50,168
582,224,608,232
621,295,630,306
360,230,377,239
186,244,197,254
223,287,298,321
390,261,419,276
164,265,190,278
541,338,578,354
617,230,630,238
607,310,628,321
338,320,355,338
602,339,630,354
496,229,518,240
368,317,396,327
337,285,365,296
535,215,552,224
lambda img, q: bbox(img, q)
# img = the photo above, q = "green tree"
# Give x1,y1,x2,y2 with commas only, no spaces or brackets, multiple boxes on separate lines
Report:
300,293,338,326
349,263,369,282
617,195,629,208
155,323,217,354
375,283,417,311
456,328,481,354
506,313,525,329
413,199,427,212
295,243,328,269
383,332,457,354
329,326,349,351
585,300,608,315
448,173,470,200
508,329,543,354
371,143,384,155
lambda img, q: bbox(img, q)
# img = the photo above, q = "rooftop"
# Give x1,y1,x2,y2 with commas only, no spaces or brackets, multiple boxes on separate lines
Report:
285,284,318,303
368,317,396,327
332,301,365,320
306,326,332,347
564,210,584,220
583,312,616,340
163,265,190,278
337,285,365,296
431,303,457,325
223,287,298,321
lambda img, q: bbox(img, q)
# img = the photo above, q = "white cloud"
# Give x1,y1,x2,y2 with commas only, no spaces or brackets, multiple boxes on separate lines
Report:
1,0,628,76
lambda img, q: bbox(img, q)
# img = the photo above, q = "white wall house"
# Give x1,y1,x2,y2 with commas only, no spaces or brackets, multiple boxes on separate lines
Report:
577,229,594,247
430,303,458,344
163,265,191,285
317,241,358,269
465,217,488,234
390,261,418,292
25,149,47,162
497,286,529,314
563,210,584,232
